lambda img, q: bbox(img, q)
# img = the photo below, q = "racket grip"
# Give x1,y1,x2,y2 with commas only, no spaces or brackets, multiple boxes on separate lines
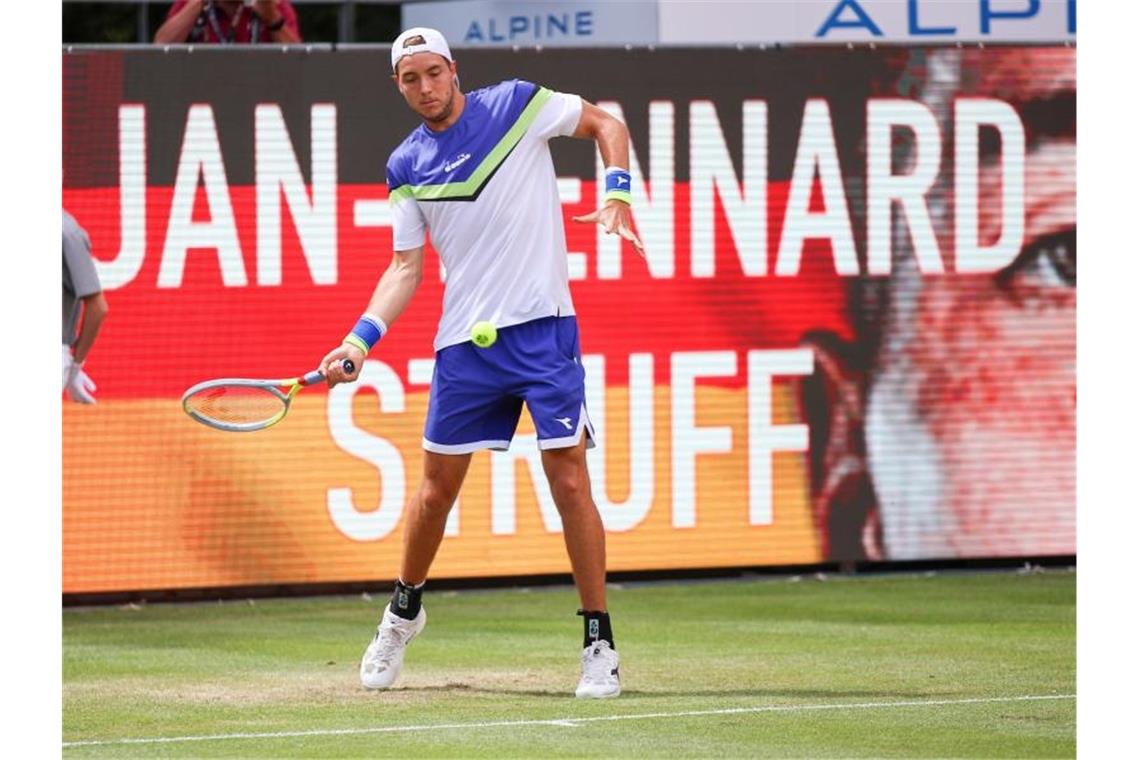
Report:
302,359,355,386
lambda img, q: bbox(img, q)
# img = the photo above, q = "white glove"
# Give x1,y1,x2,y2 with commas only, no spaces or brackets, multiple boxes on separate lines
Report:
63,347,97,404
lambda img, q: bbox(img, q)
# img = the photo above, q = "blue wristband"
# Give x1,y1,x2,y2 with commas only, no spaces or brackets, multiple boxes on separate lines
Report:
604,167,632,205
344,314,387,354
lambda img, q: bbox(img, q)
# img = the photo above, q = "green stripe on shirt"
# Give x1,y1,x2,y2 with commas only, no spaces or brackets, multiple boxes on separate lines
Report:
388,87,554,205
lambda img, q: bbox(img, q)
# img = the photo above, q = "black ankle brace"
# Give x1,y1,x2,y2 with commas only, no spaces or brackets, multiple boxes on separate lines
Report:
389,579,424,620
577,609,614,649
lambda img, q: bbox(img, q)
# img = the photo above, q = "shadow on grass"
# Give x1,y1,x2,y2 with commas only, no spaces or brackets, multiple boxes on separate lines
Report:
386,684,920,700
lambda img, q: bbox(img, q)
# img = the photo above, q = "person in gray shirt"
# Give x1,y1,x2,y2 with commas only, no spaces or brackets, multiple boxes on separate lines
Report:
63,210,108,403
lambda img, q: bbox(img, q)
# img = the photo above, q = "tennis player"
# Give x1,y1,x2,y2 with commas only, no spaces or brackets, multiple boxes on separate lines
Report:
318,27,643,698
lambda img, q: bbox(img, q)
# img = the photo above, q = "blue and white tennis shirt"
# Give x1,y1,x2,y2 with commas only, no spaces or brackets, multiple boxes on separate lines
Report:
386,79,583,351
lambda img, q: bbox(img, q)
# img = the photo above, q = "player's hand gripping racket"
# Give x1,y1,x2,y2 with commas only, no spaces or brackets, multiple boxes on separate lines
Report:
182,359,355,432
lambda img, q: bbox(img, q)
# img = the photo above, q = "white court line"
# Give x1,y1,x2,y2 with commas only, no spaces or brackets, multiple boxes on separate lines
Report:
62,694,1075,749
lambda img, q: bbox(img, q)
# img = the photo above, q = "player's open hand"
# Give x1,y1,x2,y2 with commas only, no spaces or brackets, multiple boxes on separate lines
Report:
319,344,364,387
573,200,645,256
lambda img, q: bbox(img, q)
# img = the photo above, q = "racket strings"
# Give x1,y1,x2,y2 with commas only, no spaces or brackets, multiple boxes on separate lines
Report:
184,385,287,426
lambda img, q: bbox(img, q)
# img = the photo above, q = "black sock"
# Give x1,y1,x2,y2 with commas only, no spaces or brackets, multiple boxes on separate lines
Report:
389,579,424,620
578,609,614,649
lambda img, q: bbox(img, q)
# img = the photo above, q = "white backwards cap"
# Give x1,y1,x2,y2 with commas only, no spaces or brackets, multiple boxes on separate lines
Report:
391,27,453,72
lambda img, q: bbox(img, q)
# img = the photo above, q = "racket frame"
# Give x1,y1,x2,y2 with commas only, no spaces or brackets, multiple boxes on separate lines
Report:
181,370,325,433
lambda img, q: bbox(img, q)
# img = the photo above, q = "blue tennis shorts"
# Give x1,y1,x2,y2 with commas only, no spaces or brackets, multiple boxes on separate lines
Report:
423,316,596,454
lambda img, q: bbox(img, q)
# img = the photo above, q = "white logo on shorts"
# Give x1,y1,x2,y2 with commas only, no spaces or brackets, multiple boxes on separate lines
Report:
555,417,573,430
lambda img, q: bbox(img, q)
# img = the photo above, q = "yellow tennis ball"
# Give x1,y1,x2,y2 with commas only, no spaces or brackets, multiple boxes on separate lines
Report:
471,320,497,348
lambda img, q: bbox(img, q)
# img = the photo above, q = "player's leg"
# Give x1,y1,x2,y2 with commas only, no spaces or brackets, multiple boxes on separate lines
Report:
526,316,607,611
362,341,519,690
400,450,472,586
540,434,620,699
540,438,606,611
359,451,471,690
406,337,519,587
519,315,620,698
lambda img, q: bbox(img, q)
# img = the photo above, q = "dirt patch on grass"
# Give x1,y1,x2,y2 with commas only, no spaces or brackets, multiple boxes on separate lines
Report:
64,666,573,710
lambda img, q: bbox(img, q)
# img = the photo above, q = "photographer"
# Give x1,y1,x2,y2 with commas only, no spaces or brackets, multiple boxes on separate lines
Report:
154,0,301,44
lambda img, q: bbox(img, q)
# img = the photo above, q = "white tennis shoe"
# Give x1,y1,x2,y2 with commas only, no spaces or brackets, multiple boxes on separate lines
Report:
575,640,621,698
360,606,426,689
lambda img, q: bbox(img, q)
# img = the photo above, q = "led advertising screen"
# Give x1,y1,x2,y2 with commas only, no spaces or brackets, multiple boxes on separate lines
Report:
62,46,1075,593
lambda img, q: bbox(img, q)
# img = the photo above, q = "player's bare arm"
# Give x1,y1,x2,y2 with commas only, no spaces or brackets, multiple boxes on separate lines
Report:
570,101,645,255
319,245,425,385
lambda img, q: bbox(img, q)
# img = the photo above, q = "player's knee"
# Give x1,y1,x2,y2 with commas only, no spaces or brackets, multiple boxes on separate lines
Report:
419,481,458,517
548,469,591,510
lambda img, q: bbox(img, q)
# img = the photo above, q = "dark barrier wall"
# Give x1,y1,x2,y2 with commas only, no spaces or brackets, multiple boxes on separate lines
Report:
62,46,1075,593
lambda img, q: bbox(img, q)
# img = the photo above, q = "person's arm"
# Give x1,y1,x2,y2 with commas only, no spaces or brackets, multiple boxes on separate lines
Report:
252,0,302,44
71,292,109,366
569,101,645,254
154,0,205,44
319,246,425,385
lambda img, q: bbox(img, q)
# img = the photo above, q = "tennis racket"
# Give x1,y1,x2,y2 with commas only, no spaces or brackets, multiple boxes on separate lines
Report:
182,359,355,433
